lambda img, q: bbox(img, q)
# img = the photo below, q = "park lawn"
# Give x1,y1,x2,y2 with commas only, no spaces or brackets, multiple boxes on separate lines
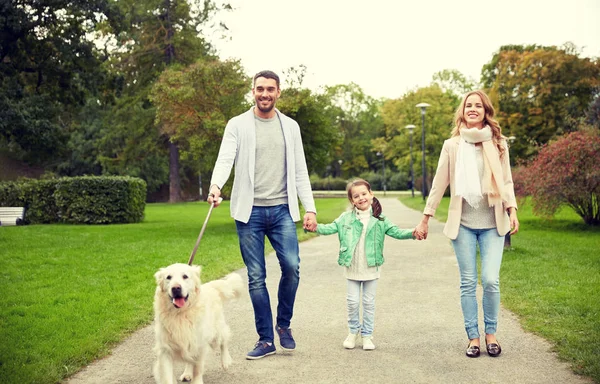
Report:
5,196,597,383
0,199,349,384
400,196,600,382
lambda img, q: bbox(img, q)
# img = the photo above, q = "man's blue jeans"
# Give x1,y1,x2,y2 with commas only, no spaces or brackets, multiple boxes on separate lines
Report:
451,225,505,340
235,204,300,343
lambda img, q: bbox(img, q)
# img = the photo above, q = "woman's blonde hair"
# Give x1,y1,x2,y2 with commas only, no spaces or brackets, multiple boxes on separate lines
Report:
346,178,383,220
451,90,505,158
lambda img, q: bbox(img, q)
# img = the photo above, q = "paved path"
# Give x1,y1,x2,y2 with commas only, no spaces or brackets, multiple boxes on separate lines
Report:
65,198,591,384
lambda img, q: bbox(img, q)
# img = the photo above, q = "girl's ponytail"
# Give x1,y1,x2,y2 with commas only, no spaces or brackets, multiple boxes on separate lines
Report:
372,196,384,220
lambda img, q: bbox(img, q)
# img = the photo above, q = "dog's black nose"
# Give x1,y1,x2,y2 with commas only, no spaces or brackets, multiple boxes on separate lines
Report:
171,286,182,297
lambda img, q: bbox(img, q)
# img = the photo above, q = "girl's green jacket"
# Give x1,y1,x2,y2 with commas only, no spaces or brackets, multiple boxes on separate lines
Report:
316,210,414,267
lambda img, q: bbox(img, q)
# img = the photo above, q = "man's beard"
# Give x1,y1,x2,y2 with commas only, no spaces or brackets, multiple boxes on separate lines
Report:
256,98,275,113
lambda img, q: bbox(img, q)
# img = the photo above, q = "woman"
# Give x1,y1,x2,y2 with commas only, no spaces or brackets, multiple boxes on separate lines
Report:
415,90,519,358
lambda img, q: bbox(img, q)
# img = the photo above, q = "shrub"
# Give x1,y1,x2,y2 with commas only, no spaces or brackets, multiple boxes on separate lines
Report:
389,171,409,191
55,176,146,224
310,175,349,190
358,172,383,190
0,181,24,207
22,179,60,223
309,172,412,192
0,176,147,224
519,129,600,225
0,179,58,224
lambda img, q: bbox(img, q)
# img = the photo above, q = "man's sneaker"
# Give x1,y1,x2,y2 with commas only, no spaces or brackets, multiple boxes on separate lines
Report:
246,341,276,360
343,332,359,349
362,336,376,350
276,325,296,351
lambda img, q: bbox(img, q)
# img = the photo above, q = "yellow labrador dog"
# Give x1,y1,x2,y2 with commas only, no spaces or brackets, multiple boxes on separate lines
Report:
153,263,244,384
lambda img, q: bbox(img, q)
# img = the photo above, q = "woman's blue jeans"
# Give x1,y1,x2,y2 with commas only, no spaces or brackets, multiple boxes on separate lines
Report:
235,204,300,343
347,279,378,337
451,225,505,340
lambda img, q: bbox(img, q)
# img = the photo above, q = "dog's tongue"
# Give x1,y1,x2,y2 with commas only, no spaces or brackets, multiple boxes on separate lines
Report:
173,297,186,308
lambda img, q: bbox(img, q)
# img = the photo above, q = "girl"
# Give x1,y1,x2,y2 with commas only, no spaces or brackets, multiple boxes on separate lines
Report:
312,178,419,350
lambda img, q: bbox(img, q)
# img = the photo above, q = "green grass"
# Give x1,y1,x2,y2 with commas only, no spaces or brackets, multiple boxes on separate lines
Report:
0,199,349,384
400,196,600,382
0,202,241,383
2,196,598,383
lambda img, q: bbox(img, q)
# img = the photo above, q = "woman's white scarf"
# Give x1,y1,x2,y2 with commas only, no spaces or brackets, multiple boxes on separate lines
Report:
455,126,507,208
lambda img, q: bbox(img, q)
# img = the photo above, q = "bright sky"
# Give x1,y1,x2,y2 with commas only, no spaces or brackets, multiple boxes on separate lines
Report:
212,0,600,100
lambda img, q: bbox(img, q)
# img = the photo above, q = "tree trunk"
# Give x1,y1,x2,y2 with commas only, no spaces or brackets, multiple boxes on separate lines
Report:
164,0,179,203
168,141,181,202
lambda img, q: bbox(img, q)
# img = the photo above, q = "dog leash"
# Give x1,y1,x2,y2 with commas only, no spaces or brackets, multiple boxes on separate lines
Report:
188,197,222,266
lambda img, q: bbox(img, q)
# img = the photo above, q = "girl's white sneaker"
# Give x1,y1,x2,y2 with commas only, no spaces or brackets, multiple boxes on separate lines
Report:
343,333,359,349
362,337,375,350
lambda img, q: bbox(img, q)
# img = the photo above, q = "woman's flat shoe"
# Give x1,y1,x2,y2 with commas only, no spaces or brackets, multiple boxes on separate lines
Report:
486,341,502,357
466,343,480,358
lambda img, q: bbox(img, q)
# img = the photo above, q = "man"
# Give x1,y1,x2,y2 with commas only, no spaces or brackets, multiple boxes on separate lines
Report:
207,70,317,360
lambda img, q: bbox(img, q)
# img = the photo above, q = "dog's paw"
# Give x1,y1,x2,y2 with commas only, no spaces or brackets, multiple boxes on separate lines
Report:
221,352,233,370
180,373,192,382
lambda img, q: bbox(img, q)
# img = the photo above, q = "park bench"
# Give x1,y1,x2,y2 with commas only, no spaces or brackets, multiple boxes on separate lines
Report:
0,207,26,226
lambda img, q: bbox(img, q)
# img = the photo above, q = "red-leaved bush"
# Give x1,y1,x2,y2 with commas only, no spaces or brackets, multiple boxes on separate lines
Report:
517,129,600,225
510,165,529,199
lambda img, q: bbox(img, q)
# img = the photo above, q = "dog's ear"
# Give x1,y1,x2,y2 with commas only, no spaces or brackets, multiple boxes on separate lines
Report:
154,268,166,290
192,265,201,277
192,265,202,288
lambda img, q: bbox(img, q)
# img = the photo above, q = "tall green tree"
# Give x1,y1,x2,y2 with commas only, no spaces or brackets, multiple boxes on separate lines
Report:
482,43,600,161
276,87,342,175
0,0,122,165
380,85,459,189
432,69,477,96
150,59,250,198
586,93,600,128
97,0,231,200
324,83,384,177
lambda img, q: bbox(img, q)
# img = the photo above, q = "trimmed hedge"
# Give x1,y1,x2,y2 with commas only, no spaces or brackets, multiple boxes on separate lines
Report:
0,176,146,224
309,172,411,192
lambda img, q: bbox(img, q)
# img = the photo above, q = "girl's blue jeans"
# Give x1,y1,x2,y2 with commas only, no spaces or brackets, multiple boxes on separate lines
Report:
346,279,378,337
451,225,505,340
235,204,300,343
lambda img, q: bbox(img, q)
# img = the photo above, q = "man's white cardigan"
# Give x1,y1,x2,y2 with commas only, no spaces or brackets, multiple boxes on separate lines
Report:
210,107,316,224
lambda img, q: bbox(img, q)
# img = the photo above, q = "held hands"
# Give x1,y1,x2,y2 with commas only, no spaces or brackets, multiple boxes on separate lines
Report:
414,218,429,240
303,212,317,232
413,228,426,240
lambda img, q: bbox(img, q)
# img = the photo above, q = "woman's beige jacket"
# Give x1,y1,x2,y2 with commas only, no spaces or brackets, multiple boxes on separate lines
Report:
424,136,518,240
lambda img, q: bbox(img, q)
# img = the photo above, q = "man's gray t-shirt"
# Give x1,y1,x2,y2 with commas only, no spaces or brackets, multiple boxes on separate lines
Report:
253,115,288,206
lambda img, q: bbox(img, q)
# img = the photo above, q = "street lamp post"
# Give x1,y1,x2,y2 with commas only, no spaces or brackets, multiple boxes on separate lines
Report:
377,151,386,196
338,159,343,177
416,103,430,201
405,124,416,198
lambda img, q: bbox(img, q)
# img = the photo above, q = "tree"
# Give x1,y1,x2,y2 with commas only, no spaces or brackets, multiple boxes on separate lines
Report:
97,97,169,193
276,86,342,175
432,69,477,96
324,83,384,177
0,0,123,165
482,43,600,161
585,93,600,128
518,128,600,225
380,85,459,190
150,59,250,198
97,0,231,200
